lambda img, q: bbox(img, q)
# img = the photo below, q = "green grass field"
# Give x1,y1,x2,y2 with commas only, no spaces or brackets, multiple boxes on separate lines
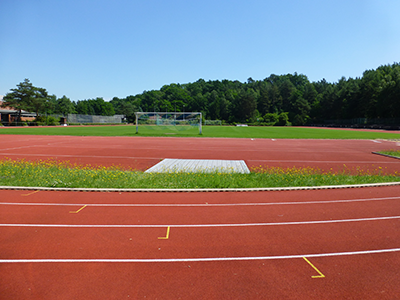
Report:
1,124,400,139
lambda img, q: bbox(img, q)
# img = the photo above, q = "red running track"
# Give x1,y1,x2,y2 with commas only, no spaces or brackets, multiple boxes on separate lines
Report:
1,187,400,299
0,134,400,173
1,134,400,299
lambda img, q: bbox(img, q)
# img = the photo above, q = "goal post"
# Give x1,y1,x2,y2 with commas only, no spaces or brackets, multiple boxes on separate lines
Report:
135,112,202,134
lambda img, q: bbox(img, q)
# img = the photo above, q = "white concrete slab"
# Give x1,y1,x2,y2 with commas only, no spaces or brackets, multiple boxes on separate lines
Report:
145,158,250,174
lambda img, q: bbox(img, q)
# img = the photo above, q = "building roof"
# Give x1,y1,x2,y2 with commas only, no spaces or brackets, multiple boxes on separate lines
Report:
0,100,35,116
0,100,15,112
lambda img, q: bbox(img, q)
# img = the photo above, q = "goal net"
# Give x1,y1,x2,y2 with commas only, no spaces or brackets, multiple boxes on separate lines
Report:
135,112,202,134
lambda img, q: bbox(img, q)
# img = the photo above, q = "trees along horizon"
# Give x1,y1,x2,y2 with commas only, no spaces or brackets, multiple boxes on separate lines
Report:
1,79,53,121
4,63,400,125
1,79,115,121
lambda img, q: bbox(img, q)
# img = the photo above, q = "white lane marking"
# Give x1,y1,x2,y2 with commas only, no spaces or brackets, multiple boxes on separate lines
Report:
1,196,400,207
0,152,156,160
1,248,399,263
1,215,400,228
0,145,40,151
247,159,396,164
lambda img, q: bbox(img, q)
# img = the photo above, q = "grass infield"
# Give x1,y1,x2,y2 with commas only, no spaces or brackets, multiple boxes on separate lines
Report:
376,150,400,158
1,124,400,139
0,159,399,189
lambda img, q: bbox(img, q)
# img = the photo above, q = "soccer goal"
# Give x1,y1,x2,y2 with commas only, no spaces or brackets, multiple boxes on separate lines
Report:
135,112,202,134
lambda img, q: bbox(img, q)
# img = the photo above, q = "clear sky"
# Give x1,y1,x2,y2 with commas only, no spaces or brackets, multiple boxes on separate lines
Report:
1,0,399,101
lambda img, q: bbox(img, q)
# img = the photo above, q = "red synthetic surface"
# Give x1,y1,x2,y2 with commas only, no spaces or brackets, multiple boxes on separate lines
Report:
1,134,400,299
0,134,399,173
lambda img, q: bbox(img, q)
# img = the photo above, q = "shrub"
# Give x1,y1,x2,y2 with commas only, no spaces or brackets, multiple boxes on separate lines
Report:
35,116,46,123
263,113,279,126
276,112,291,126
47,116,59,126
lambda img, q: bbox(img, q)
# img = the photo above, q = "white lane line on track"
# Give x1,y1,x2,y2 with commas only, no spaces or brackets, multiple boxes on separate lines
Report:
1,196,400,207
0,145,41,151
2,215,400,228
247,159,396,164
0,152,154,160
1,248,400,263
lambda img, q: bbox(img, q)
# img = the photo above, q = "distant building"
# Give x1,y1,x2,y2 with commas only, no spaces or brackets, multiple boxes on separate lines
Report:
0,99,36,125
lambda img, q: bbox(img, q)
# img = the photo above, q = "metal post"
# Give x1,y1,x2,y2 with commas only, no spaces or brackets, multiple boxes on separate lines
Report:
135,113,138,134
199,112,202,134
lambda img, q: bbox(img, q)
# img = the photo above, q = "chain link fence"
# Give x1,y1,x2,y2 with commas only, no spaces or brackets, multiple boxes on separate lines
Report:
312,118,400,130
67,114,125,124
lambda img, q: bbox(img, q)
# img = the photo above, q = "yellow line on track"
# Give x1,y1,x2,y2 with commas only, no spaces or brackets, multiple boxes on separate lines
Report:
303,257,325,278
69,205,87,214
21,190,40,196
158,226,170,239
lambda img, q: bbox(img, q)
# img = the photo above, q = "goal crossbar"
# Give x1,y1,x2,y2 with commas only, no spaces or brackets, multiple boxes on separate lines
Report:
135,112,202,134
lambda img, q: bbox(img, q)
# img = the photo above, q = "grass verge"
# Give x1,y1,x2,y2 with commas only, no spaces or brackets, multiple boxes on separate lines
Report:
376,150,400,158
1,159,399,189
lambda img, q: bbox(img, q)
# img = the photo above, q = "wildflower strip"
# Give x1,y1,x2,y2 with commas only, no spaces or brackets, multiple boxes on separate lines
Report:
0,158,399,190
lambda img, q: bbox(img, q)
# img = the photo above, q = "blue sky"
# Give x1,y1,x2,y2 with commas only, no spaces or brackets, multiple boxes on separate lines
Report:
1,0,399,101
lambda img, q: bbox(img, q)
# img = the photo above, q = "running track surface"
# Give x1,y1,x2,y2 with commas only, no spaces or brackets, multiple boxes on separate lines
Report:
1,134,400,173
1,134,400,299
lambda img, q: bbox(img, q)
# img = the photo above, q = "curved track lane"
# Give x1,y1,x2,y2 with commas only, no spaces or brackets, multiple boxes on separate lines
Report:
1,186,400,299
1,135,400,173
1,134,399,299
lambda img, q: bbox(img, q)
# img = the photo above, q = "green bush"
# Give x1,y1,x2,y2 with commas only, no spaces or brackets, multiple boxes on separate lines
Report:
47,116,59,126
263,113,279,126
35,116,46,123
277,112,291,126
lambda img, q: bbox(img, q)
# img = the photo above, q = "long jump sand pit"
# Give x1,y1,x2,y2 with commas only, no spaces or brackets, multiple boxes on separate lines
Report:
145,158,250,173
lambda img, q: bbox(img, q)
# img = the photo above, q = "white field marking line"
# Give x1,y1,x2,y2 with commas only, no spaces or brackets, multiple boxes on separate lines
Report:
247,159,397,164
0,140,66,151
1,248,400,263
0,145,41,151
2,215,400,228
0,152,156,160
1,196,400,207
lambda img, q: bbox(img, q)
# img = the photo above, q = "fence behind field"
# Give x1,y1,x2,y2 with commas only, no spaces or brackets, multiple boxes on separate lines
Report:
67,114,125,124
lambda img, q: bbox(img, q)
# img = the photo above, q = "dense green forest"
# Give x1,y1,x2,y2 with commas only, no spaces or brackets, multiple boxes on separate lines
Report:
111,62,400,125
2,63,400,126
